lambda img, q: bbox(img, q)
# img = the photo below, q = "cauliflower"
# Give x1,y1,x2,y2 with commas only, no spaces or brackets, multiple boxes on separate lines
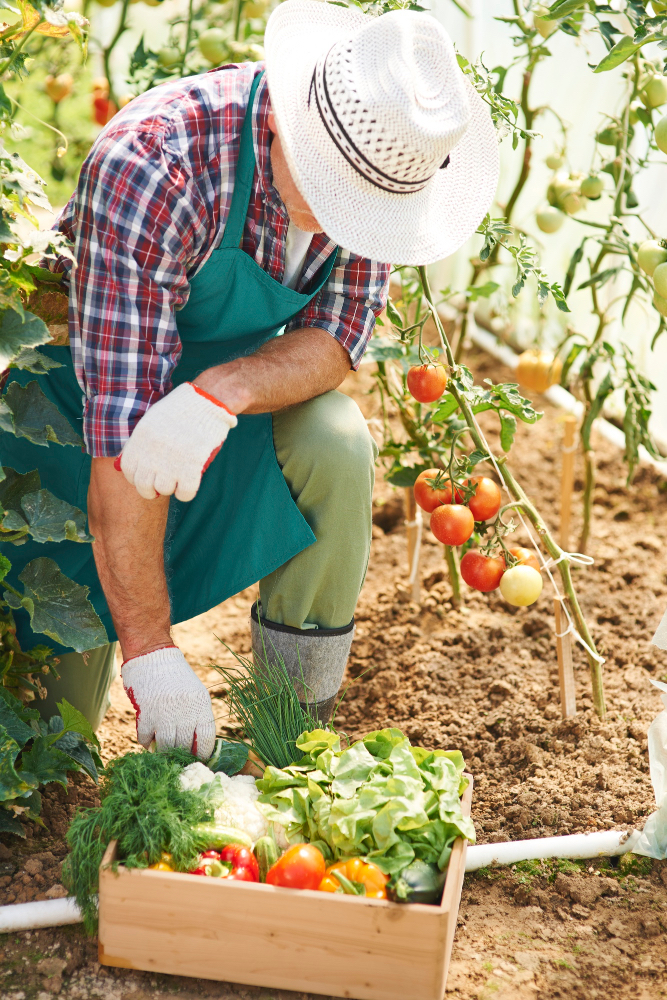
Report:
179,763,289,846
179,762,216,792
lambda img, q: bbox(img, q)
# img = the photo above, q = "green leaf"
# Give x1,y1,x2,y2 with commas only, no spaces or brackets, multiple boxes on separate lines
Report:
499,413,517,452
385,463,431,488
206,738,248,776
19,490,91,544
0,309,50,370
364,337,405,363
542,0,587,19
48,721,98,782
430,393,460,423
10,347,62,374
385,299,404,329
19,736,72,788
0,724,38,802
466,449,490,469
594,34,655,73
0,467,40,516
18,557,107,653
559,341,587,386
467,281,500,302
0,805,26,836
563,242,586,298
3,381,82,448
0,695,35,748
54,698,100,749
581,372,614,451
577,267,621,291
0,553,11,584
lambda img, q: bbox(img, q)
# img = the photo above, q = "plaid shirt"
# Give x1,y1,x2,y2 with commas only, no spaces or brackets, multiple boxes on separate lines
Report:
52,63,390,457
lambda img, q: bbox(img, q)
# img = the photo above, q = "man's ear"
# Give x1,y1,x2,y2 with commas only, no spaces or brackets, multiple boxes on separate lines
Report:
267,112,278,135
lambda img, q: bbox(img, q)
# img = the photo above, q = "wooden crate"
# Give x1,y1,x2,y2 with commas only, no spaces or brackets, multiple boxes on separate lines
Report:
98,779,472,1000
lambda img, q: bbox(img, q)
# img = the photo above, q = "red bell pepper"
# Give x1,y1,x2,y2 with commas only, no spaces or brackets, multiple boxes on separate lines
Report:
220,844,259,882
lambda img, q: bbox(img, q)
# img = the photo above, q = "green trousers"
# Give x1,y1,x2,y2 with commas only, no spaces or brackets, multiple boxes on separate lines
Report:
36,389,376,730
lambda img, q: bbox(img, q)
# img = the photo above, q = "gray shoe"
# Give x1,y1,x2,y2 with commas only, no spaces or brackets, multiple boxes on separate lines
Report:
250,603,354,724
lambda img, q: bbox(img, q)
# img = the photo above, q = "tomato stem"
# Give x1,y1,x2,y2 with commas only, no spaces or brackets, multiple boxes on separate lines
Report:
417,265,606,720
444,545,461,608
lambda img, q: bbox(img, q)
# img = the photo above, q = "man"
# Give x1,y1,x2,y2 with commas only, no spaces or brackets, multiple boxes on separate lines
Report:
5,0,498,758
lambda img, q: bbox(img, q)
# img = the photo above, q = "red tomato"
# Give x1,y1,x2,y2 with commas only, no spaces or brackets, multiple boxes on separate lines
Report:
220,844,259,881
508,546,540,572
406,365,447,403
93,95,117,126
265,844,326,891
460,550,505,592
463,477,502,522
430,504,475,546
413,469,454,512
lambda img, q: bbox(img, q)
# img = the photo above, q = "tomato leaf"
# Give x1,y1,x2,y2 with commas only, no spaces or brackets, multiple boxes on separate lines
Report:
364,337,405,362
499,413,517,452
385,463,432,488
542,0,588,19
560,341,587,387
466,449,491,469
581,372,614,451
577,266,622,291
467,281,500,302
430,393,460,423
385,299,404,330
594,34,655,73
563,241,586,298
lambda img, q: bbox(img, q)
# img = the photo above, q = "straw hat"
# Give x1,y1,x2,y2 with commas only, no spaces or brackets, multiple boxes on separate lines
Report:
264,0,499,265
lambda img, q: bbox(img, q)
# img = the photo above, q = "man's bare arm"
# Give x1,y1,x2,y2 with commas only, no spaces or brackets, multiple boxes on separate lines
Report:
89,327,351,654
195,326,351,413
88,458,172,660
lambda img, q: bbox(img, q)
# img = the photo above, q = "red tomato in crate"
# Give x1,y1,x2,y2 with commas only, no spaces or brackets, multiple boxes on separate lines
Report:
265,844,326,891
463,477,502,522
406,365,447,403
430,504,474,546
460,551,505,592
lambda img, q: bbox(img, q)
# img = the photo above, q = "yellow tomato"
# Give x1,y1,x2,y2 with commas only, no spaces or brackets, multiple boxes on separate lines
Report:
499,566,543,607
516,349,562,394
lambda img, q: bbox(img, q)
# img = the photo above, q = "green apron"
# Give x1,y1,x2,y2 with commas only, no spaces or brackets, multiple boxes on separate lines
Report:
3,70,337,654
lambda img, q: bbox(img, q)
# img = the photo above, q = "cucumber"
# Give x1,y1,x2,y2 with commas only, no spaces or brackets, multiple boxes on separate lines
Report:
387,860,446,905
192,823,252,851
254,835,279,882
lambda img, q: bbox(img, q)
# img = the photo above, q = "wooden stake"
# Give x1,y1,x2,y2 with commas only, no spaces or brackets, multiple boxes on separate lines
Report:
554,597,576,718
404,487,421,603
559,414,577,551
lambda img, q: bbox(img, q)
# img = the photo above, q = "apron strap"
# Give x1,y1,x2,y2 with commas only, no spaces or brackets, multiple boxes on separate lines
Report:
221,71,265,250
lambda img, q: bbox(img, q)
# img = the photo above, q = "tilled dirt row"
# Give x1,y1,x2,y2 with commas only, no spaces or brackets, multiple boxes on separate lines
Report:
2,351,667,999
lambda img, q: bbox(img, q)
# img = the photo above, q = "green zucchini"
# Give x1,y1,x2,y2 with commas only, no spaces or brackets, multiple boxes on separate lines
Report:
192,823,252,851
387,860,446,905
254,835,279,882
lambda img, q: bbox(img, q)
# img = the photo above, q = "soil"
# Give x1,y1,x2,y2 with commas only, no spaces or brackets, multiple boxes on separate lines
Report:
2,347,667,1000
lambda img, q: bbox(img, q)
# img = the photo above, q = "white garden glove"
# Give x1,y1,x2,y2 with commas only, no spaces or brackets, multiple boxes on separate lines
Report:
117,382,238,502
121,646,216,759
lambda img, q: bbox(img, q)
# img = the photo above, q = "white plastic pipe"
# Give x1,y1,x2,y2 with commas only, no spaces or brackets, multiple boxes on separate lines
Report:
0,896,83,932
465,828,643,871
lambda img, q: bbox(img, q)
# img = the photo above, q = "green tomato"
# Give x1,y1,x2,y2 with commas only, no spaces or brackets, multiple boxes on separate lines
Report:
638,239,667,276
655,114,667,154
243,0,268,15
580,174,603,199
641,76,667,109
158,46,181,68
653,261,667,298
95,0,118,7
198,28,228,65
499,566,543,607
562,190,586,215
533,4,557,38
654,291,667,317
545,152,565,170
535,204,564,234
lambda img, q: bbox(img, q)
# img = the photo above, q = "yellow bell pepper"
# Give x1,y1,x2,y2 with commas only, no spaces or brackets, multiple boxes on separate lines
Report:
318,858,388,899
148,851,174,871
